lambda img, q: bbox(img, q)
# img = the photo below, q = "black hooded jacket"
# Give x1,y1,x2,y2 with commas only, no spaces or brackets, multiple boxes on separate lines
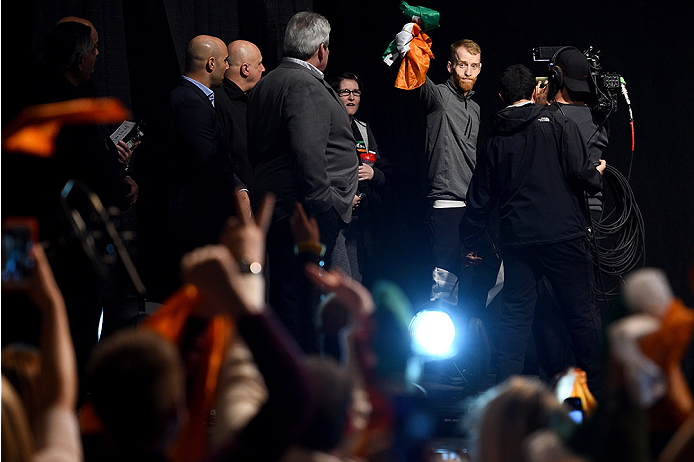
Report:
460,102,602,248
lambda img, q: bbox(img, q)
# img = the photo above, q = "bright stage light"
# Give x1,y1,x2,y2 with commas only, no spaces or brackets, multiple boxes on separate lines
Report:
409,309,457,358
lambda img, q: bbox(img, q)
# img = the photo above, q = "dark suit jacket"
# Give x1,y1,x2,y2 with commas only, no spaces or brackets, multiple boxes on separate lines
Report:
6,73,131,242
247,60,358,222
215,78,254,190
168,77,238,253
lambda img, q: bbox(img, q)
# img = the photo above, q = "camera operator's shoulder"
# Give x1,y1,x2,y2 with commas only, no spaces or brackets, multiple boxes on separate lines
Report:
553,111,584,136
542,105,568,123
542,103,561,115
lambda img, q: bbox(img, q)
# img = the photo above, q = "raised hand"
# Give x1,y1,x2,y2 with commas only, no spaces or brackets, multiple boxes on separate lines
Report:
289,201,320,245
305,264,374,325
219,190,274,267
180,244,260,319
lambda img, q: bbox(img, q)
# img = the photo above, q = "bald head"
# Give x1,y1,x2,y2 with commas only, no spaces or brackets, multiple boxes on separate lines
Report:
57,16,98,46
47,16,99,85
225,40,265,92
226,40,259,67
185,35,229,88
58,16,93,28
186,35,226,72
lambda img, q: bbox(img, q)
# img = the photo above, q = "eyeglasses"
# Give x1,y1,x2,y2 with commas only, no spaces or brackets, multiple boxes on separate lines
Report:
337,89,361,97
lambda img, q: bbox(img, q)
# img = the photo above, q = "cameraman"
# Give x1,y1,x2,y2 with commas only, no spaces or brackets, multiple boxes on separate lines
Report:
540,47,609,222
532,48,610,391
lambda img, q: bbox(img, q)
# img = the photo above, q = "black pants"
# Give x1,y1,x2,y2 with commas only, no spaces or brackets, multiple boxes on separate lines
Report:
428,206,501,315
428,206,465,277
496,237,603,395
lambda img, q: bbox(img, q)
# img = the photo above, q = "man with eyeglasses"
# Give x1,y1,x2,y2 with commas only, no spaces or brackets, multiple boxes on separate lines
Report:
247,11,358,353
409,39,487,307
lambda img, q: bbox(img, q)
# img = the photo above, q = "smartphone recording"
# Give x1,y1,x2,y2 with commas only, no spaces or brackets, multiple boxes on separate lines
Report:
1,217,38,285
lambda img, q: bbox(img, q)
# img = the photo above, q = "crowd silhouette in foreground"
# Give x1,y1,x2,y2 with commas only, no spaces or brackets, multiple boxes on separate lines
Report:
3,188,694,462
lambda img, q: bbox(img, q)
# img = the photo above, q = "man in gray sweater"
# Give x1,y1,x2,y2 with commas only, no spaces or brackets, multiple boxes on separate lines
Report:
413,39,483,305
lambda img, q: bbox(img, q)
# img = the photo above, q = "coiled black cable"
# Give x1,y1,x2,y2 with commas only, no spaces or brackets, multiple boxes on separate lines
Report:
590,163,645,299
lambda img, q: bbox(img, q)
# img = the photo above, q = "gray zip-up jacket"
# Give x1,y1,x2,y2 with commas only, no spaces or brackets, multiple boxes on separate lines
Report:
419,77,480,202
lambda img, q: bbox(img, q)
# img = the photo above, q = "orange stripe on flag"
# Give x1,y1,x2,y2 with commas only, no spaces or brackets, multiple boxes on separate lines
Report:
394,23,434,90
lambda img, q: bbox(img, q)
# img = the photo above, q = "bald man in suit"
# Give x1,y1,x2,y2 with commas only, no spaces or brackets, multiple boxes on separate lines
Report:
165,36,249,290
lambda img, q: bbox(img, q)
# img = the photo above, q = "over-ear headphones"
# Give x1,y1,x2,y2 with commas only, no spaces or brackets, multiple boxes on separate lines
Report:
547,46,577,97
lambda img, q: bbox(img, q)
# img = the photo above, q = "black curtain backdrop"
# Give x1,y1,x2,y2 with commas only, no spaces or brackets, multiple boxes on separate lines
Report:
3,1,693,307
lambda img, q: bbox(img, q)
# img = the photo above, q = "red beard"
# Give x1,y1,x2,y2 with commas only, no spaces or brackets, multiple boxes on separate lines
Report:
454,74,476,93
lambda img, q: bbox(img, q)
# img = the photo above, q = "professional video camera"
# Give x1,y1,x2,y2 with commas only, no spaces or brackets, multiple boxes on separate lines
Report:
533,46,622,116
